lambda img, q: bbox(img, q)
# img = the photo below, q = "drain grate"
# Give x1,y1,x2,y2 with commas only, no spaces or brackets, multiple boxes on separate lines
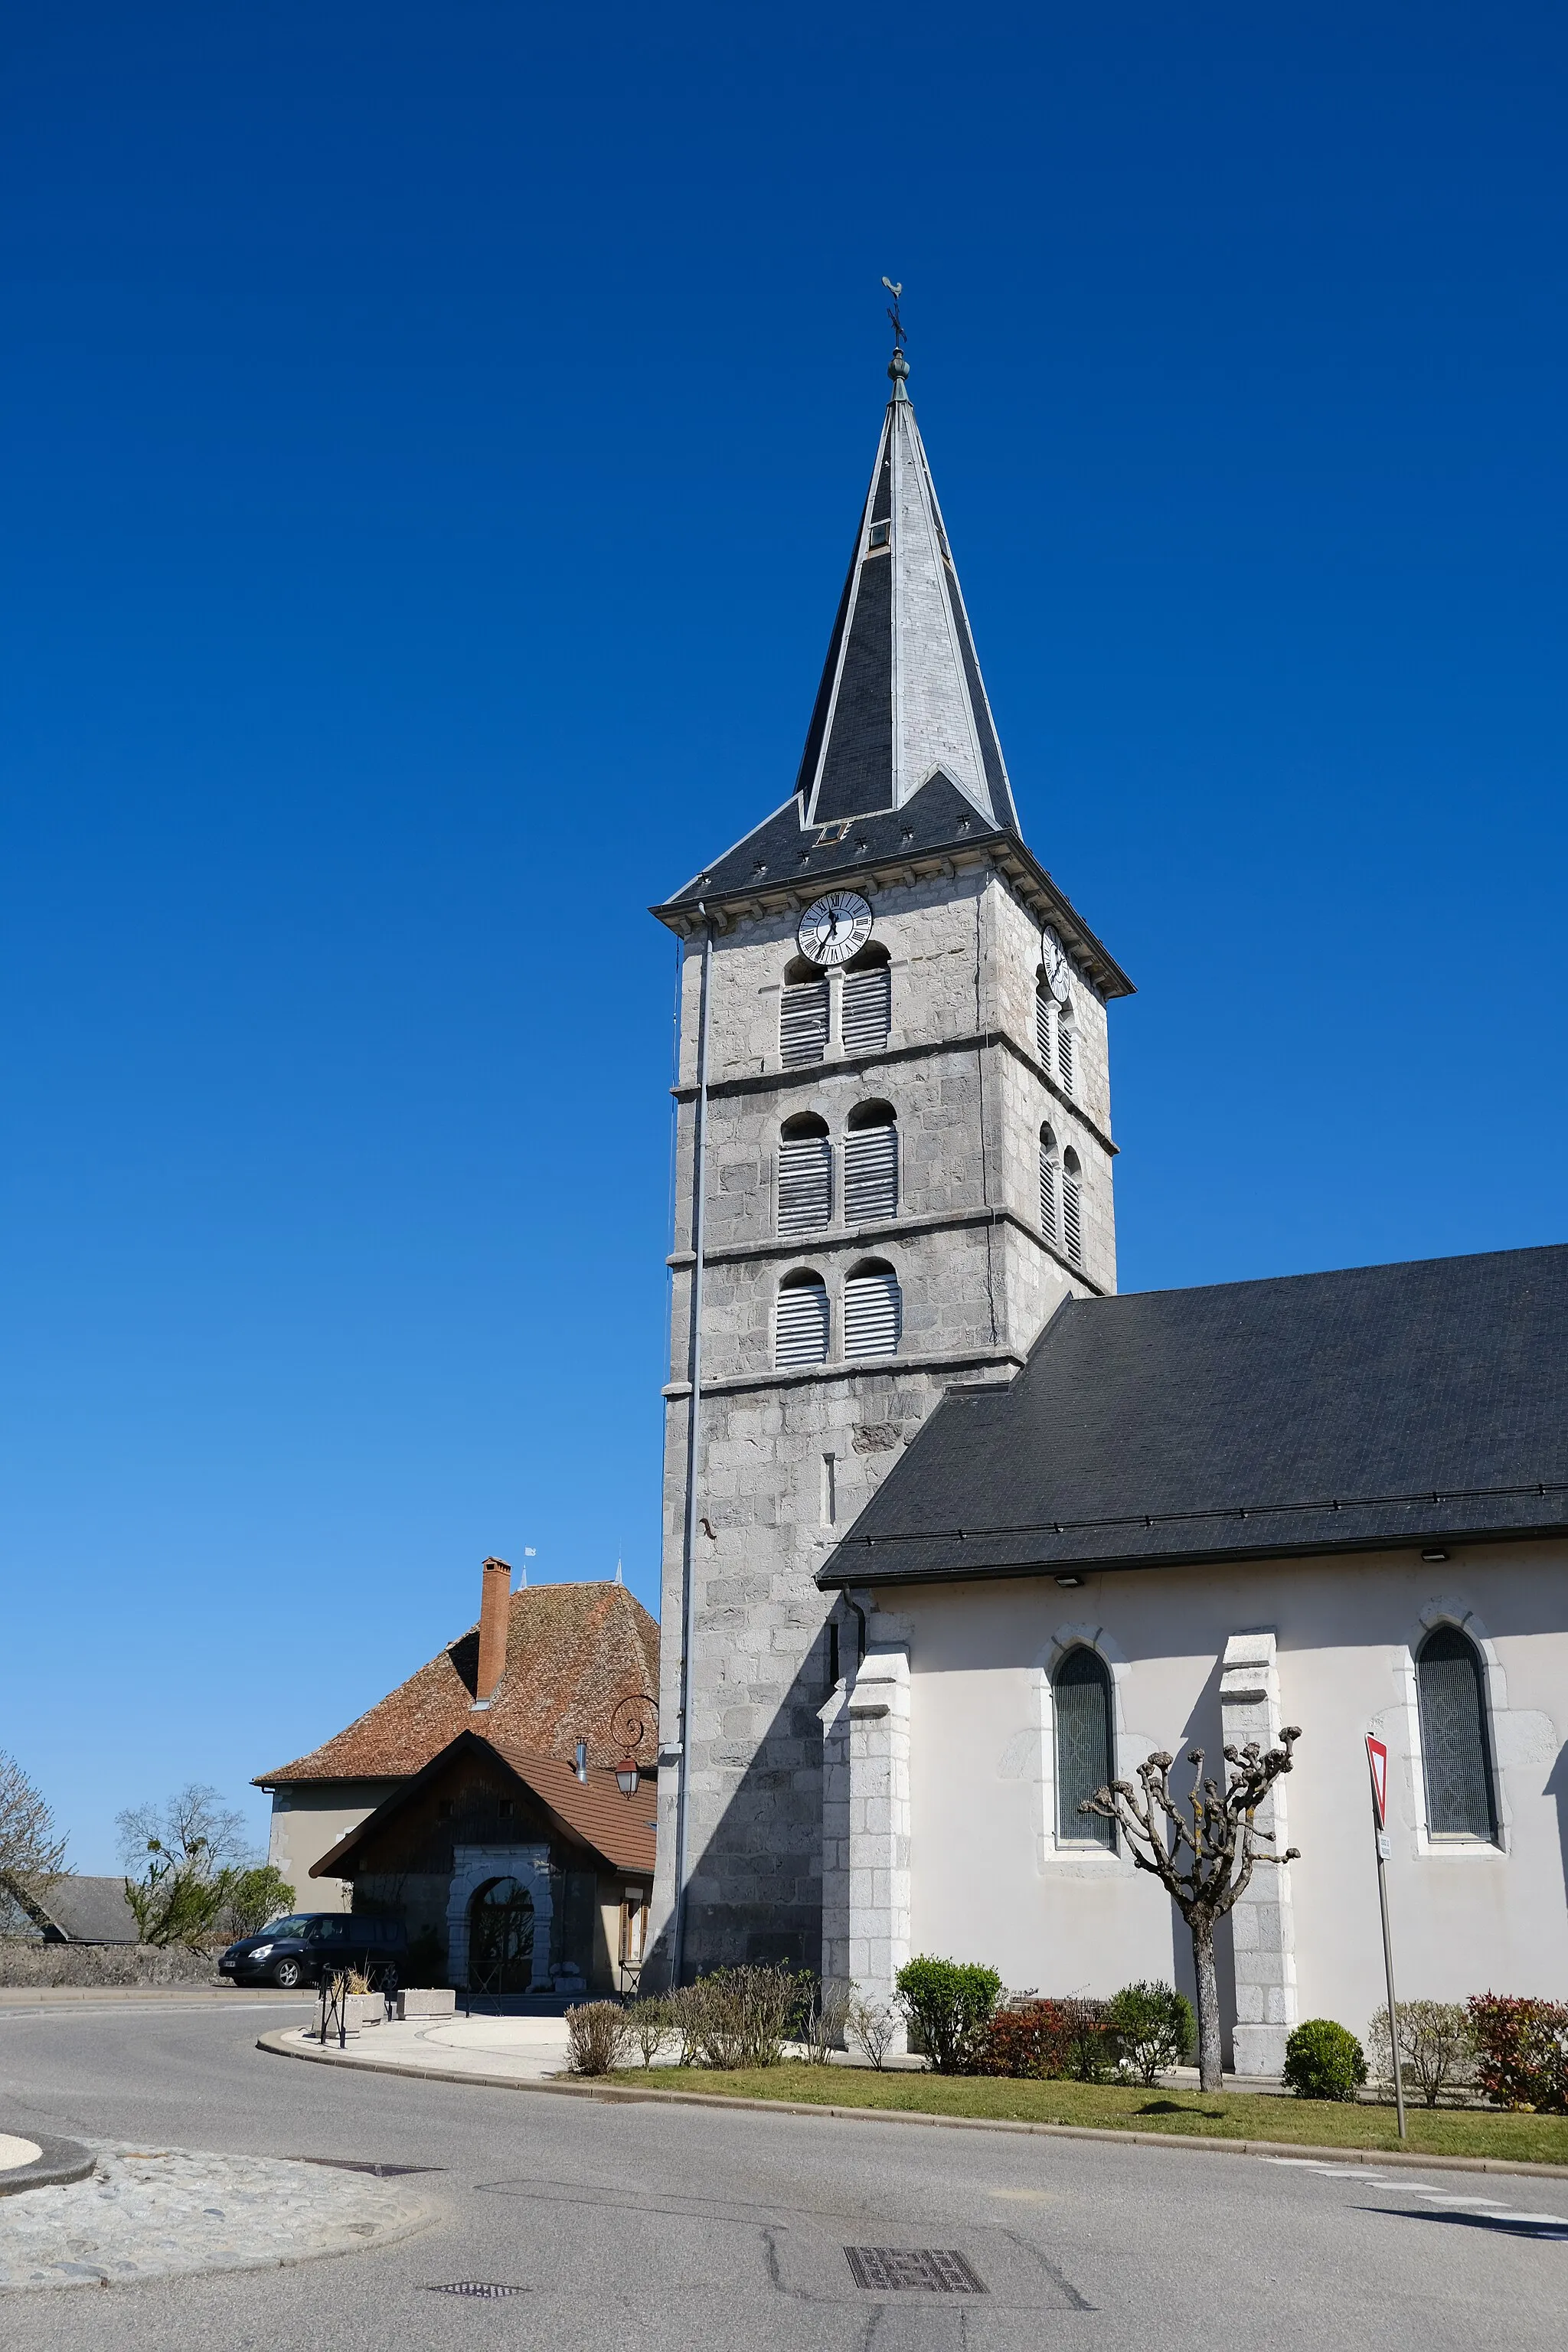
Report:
845,2246,987,2294
298,2159,444,2177
426,2283,526,2299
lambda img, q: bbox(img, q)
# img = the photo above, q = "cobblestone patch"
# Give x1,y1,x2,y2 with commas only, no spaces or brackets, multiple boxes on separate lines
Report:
0,2144,434,2292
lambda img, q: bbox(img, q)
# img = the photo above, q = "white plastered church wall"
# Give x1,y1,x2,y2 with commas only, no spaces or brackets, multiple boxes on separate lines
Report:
894,1544,1566,2064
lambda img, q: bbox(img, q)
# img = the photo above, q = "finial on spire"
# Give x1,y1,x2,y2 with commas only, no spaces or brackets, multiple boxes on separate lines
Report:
882,276,910,396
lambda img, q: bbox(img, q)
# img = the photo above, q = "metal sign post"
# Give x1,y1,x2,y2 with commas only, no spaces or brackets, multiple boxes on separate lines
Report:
1364,1735,1406,2140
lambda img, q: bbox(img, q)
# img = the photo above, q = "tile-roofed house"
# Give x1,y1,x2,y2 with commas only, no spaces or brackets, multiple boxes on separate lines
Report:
255,1565,658,1995
305,1727,658,1999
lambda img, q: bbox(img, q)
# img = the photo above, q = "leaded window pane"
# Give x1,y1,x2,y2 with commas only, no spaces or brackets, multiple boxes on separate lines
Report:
1054,1648,1114,1848
1417,1626,1497,1841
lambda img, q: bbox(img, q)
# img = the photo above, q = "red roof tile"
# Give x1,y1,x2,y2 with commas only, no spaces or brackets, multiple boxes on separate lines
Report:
309,1729,657,1880
257,1580,659,1786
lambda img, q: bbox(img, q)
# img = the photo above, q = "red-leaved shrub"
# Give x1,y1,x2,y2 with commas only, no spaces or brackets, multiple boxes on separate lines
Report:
976,1998,1113,2080
1466,1995,1568,2113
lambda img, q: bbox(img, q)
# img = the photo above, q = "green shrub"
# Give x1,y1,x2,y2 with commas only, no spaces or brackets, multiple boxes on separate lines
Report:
894,1957,1001,2073
1106,1981,1196,2085
1282,2018,1367,2101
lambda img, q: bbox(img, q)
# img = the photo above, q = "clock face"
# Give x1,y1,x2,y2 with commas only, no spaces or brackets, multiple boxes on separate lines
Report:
1040,927,1070,1004
797,890,873,968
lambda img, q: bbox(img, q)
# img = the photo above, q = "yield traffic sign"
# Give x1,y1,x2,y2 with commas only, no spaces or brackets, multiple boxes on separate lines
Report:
1366,1734,1389,1830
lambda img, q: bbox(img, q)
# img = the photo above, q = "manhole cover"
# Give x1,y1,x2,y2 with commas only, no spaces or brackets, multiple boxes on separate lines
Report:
845,2247,987,2294
426,2283,526,2299
298,2158,444,2177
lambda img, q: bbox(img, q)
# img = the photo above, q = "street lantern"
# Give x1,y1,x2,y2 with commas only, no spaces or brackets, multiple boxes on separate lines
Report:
616,1757,642,1801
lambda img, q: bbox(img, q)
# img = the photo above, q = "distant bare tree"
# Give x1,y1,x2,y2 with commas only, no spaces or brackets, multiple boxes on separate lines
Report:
0,1750,68,1897
1082,1730,1301,2091
116,1785,253,1952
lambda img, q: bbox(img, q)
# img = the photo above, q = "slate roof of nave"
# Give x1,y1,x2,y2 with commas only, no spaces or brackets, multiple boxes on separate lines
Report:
819,1243,1568,1585
256,1579,659,1785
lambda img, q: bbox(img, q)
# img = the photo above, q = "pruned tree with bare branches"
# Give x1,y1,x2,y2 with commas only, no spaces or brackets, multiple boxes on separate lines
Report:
1081,1729,1302,2091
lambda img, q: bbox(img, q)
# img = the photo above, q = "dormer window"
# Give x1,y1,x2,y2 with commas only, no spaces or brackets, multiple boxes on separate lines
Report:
867,520,890,550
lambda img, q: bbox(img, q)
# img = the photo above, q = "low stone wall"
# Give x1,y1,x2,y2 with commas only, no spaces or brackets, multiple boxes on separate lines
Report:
0,1939,220,1990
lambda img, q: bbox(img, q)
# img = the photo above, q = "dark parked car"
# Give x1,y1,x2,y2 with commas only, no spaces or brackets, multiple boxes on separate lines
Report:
219,1913,407,1990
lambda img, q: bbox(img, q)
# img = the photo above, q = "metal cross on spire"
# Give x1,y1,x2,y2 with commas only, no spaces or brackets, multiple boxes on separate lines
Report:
881,276,906,350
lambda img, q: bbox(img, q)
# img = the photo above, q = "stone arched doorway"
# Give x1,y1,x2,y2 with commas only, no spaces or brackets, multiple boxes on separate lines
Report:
467,1876,536,1995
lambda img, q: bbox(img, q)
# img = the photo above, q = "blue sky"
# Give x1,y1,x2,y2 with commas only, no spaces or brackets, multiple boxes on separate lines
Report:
4,4,1565,1871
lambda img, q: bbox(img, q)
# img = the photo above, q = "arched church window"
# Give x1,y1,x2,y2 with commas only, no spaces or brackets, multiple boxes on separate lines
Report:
468,1876,536,1995
1034,983,1055,1070
776,1269,829,1368
1062,1149,1083,1266
1054,1647,1115,1849
777,1113,831,1237
1039,1124,1060,1247
1417,1625,1498,1841
841,942,892,1054
780,957,828,1070
844,1101,898,1223
843,1259,901,1358
1057,1012,1076,1099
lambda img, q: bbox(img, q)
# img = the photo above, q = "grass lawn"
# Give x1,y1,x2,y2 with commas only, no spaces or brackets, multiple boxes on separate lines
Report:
601,2064,1568,2164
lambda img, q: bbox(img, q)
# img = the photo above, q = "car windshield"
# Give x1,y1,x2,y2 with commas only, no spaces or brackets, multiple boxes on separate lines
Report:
253,1916,312,1940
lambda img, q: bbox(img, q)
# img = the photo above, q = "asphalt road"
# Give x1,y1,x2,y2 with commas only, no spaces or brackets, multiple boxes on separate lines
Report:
2,1998,1564,2350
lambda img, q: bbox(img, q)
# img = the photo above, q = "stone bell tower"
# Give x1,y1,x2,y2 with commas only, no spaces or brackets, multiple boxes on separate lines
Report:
646,331,1133,1983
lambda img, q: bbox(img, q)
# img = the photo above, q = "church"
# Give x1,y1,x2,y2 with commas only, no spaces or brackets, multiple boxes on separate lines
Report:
645,330,1568,2069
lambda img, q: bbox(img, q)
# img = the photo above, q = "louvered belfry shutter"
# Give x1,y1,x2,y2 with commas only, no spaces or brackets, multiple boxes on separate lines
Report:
1062,1172,1083,1264
1035,991,1054,1068
777,1132,831,1236
780,978,828,1068
1057,1024,1076,1097
844,1121,898,1223
844,1269,901,1358
775,1279,829,1368
841,963,891,1054
1039,1150,1058,1245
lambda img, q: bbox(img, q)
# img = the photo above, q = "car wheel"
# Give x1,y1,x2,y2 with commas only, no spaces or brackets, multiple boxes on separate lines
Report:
272,1957,302,1990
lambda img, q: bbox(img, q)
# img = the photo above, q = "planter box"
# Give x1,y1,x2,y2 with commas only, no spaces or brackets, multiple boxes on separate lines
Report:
397,1988,456,2020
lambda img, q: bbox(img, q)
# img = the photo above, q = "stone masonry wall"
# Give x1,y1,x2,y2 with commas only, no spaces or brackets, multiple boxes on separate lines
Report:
648,855,1119,1979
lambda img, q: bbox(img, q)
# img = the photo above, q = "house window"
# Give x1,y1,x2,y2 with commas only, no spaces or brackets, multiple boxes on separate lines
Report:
1417,1625,1498,1841
1062,1148,1083,1266
619,1890,648,1975
776,1269,829,1368
1039,1123,1059,1246
780,957,828,1068
1035,986,1054,1070
844,1258,901,1358
844,1101,898,1223
777,1112,831,1236
841,942,892,1054
1057,1016,1076,1099
1054,1646,1115,1848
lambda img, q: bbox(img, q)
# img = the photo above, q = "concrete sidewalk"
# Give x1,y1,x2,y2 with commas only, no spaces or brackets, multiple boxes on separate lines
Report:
275,2013,577,2079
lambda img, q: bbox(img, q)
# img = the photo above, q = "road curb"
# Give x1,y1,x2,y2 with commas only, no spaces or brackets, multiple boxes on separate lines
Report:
0,2134,97,2198
255,2030,1568,2181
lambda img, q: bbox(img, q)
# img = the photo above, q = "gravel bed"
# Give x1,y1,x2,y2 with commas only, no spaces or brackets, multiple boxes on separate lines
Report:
0,2143,434,2292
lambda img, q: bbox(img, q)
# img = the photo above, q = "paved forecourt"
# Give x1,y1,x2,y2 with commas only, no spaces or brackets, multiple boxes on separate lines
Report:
0,1998,1563,2351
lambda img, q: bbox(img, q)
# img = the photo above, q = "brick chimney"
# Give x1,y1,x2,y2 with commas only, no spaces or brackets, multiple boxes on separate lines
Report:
472,1557,513,1710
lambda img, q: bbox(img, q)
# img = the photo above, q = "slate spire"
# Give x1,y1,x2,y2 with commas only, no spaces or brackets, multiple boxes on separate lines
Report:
793,339,1018,834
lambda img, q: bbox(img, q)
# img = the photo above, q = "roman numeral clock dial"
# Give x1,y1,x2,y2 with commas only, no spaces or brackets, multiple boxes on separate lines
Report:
797,890,873,967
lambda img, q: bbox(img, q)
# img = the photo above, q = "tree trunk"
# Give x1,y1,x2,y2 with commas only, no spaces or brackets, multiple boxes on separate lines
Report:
1191,1916,1223,2092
